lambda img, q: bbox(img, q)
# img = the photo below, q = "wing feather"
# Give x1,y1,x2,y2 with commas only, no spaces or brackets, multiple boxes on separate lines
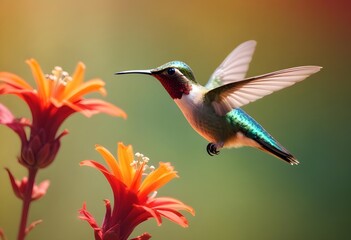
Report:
205,66,322,116
205,40,257,89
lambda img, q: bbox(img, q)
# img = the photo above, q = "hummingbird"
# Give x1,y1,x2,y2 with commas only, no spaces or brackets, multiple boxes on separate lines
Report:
116,40,321,165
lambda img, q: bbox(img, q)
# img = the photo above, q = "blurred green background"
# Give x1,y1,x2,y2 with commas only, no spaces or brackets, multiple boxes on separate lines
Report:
0,0,350,239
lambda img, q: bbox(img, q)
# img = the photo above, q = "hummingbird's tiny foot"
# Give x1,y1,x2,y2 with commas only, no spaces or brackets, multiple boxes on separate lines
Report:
206,143,220,156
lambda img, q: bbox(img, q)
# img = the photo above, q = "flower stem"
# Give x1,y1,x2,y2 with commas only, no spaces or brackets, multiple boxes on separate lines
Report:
17,168,38,240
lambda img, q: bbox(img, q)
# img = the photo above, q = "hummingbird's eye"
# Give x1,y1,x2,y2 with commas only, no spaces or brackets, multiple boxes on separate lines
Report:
167,68,176,75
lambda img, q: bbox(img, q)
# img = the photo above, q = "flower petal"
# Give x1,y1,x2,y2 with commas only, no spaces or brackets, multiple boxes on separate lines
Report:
26,59,49,102
80,160,111,176
0,72,33,90
157,209,189,227
117,143,134,187
64,62,85,96
139,162,178,199
131,232,152,240
102,199,112,232
0,103,16,124
79,202,103,240
129,161,145,193
148,197,195,216
31,180,50,200
0,104,30,137
95,144,122,180
137,205,162,226
60,100,93,117
74,99,127,119
64,79,106,103
80,160,127,198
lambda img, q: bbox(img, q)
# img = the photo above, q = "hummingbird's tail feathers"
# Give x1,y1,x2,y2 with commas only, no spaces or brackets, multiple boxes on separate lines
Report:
257,140,299,165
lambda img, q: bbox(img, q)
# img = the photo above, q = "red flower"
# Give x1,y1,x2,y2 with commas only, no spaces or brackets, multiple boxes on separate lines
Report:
0,59,126,168
79,143,194,240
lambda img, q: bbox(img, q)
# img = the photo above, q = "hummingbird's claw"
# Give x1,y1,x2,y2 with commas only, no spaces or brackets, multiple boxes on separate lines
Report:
207,143,220,156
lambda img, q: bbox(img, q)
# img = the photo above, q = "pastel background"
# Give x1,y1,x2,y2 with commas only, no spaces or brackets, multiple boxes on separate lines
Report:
0,0,350,239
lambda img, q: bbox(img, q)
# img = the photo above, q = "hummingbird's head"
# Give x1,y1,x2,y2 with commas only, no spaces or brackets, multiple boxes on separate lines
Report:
116,61,197,99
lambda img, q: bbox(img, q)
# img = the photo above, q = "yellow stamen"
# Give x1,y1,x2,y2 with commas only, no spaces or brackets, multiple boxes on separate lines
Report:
46,67,73,100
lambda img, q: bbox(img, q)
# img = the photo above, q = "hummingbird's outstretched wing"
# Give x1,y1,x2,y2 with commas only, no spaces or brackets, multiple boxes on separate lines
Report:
205,40,257,89
205,66,322,116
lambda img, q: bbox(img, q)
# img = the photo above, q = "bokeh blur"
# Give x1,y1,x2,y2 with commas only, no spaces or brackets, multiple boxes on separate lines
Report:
0,0,350,239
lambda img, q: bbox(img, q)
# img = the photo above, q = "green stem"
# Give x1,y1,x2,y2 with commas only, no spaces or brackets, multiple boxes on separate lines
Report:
17,168,38,240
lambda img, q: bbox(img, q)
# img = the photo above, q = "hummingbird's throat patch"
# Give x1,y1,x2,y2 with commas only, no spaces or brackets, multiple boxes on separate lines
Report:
156,76,192,99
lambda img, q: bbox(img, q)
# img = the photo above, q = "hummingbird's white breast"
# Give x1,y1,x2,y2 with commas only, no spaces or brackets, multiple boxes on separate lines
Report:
173,84,227,143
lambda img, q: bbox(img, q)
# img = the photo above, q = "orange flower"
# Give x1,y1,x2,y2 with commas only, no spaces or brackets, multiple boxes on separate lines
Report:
0,60,127,239
79,142,194,240
0,59,126,168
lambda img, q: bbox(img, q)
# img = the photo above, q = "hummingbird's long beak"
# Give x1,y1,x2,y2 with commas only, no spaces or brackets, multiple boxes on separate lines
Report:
114,70,152,75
